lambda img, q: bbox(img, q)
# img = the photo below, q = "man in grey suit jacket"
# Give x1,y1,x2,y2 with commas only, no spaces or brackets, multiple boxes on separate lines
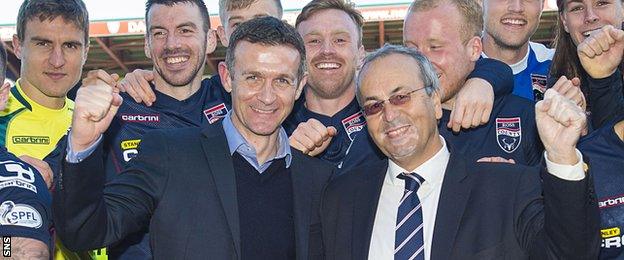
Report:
320,44,599,259
53,16,333,259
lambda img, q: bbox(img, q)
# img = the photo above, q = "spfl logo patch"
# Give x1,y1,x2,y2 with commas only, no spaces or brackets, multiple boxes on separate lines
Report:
204,103,228,124
0,201,42,228
496,117,522,153
341,112,366,141
531,74,548,101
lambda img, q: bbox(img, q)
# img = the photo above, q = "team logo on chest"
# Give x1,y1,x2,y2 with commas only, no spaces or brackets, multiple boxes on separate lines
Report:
531,74,548,101
496,117,522,153
341,111,366,141
204,103,228,124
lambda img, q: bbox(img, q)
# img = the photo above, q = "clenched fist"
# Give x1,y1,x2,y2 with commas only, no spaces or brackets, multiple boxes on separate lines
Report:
577,25,624,79
289,118,337,156
70,70,123,152
535,88,586,165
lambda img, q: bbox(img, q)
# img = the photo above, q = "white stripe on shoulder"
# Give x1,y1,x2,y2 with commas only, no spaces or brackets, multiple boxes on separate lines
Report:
529,41,555,62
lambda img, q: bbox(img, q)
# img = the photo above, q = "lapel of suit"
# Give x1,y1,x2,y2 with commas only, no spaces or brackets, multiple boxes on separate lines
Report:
352,160,388,259
290,152,313,260
200,125,241,259
430,153,471,260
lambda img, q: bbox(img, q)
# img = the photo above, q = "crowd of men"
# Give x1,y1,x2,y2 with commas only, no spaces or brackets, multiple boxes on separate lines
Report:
0,0,622,259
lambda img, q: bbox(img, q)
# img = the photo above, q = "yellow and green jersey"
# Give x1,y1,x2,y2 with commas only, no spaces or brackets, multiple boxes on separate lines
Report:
0,80,73,160
0,80,108,260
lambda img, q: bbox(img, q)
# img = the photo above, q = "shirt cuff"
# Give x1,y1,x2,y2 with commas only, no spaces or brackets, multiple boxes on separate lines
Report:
544,149,585,181
65,133,103,163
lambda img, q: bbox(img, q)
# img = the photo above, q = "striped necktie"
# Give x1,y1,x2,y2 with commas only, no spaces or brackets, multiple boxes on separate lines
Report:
395,173,426,260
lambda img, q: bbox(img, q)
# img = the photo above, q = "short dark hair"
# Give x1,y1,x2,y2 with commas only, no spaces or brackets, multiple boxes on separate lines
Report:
145,0,211,33
226,16,307,81
17,0,90,44
219,0,283,24
296,0,364,44
0,43,6,80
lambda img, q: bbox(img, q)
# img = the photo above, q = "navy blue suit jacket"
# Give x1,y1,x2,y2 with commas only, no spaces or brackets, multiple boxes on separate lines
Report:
321,153,600,259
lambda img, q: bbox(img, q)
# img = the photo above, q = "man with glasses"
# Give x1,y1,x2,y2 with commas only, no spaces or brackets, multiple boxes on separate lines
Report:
321,43,599,260
343,0,546,167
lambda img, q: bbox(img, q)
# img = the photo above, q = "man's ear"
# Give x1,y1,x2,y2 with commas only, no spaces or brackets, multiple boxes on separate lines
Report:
218,61,233,93
356,44,366,70
82,44,90,66
206,29,217,54
295,73,308,101
432,90,443,120
12,35,23,60
144,37,152,59
465,36,483,62
217,25,229,47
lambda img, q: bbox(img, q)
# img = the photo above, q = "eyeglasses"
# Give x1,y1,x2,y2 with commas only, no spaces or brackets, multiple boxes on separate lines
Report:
362,86,429,116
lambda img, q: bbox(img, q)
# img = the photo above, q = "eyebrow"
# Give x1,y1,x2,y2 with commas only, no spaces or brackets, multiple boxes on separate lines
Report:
304,30,352,38
364,86,407,102
240,70,296,80
149,22,198,32
564,0,584,5
149,25,166,32
277,73,296,81
404,40,417,46
228,13,269,23
30,36,52,43
240,70,262,77
177,22,198,29
427,38,445,45
30,36,83,47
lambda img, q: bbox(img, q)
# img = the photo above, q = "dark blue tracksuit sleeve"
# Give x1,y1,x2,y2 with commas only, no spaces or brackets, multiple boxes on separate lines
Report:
0,152,53,249
519,165,601,259
587,70,624,129
53,131,169,251
468,58,514,97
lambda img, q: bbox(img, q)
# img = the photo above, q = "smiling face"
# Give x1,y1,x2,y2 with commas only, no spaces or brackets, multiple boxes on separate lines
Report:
218,0,282,46
220,41,305,138
12,17,88,107
560,0,624,46
403,3,481,103
145,2,215,87
483,0,544,50
297,8,364,99
360,53,443,169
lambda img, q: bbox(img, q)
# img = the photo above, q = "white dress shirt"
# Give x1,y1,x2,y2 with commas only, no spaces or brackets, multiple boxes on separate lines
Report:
367,136,586,260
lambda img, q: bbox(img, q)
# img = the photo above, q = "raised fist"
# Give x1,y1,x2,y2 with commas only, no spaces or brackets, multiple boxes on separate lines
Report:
535,87,586,165
289,118,337,156
70,70,122,152
577,25,624,79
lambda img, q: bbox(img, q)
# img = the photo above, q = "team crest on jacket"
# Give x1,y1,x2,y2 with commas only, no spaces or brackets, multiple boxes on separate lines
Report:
496,117,522,153
341,112,366,141
204,103,228,124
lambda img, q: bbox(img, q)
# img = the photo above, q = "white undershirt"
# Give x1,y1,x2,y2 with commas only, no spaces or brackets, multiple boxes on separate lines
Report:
368,136,449,260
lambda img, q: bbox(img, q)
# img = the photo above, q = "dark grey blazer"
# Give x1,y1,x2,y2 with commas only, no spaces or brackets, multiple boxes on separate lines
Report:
53,123,333,260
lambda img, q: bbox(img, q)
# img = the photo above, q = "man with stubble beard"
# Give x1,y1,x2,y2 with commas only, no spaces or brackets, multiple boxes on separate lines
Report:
49,0,220,258
288,0,517,172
